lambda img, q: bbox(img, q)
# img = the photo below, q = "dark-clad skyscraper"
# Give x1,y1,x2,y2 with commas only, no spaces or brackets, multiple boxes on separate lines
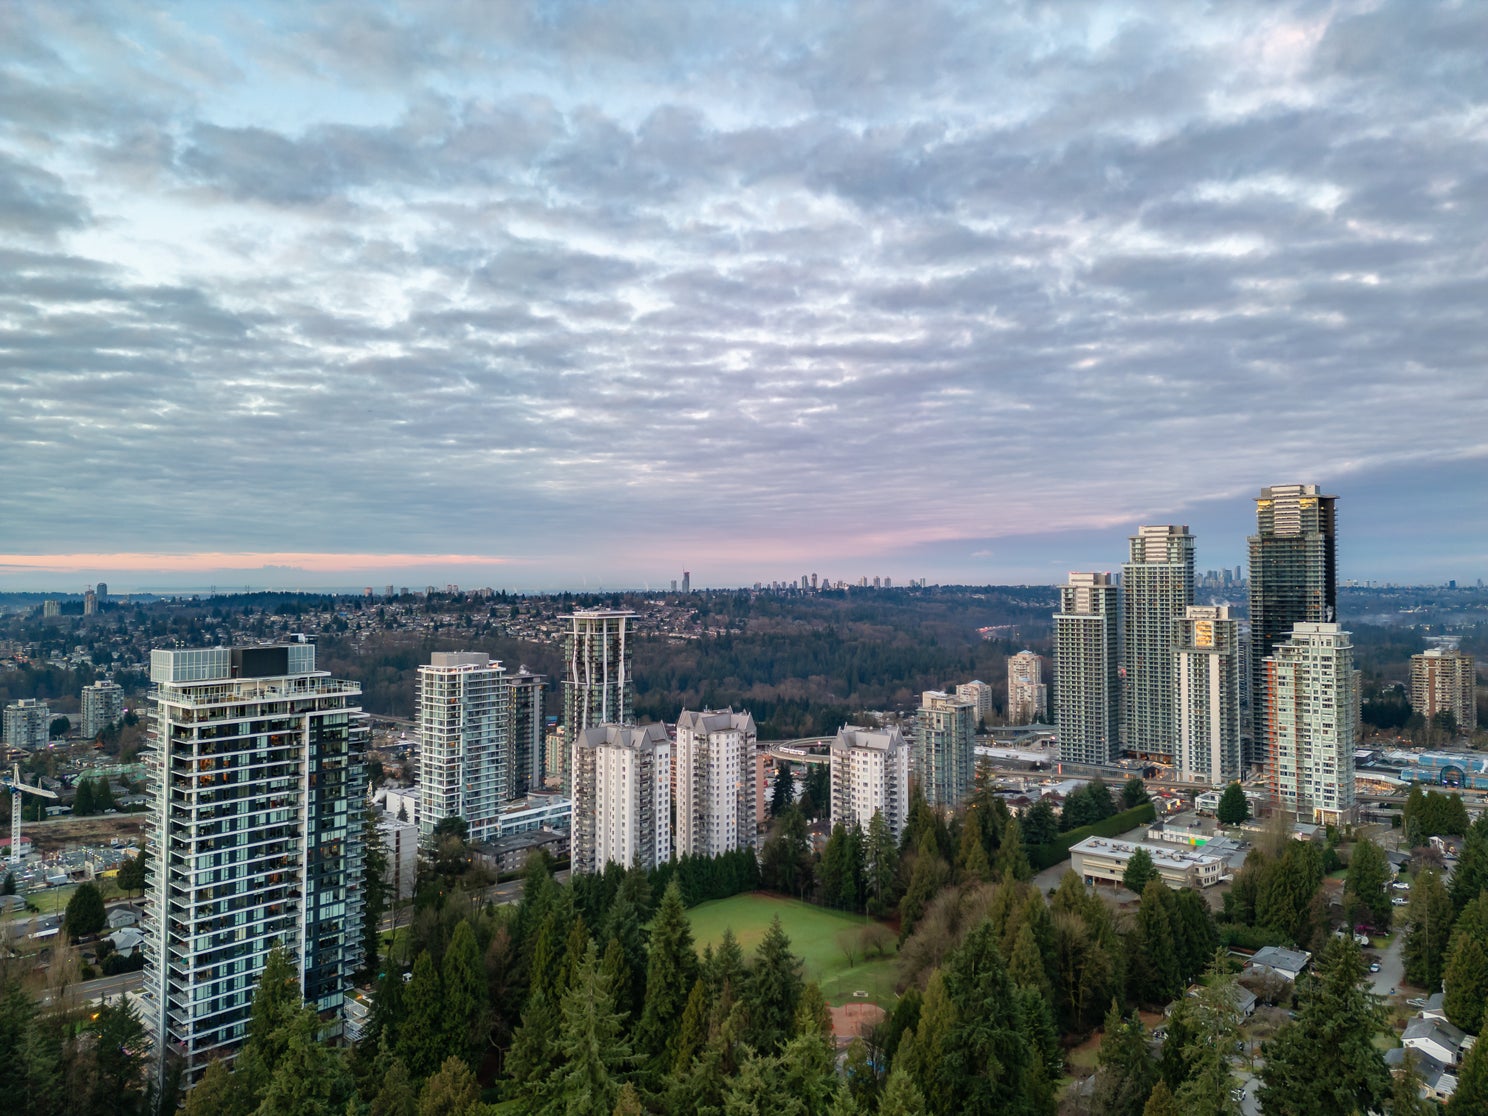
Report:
1247,484,1337,769
1121,524,1194,760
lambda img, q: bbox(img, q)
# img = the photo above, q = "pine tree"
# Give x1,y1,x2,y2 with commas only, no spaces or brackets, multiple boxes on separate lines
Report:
637,879,698,1073
771,764,795,817
1257,937,1389,1116
1346,838,1393,931
63,882,105,939
369,1057,417,1116
957,812,992,883
537,942,630,1116
1387,1051,1436,1116
878,1065,928,1116
898,830,948,940
995,815,1031,881
865,810,899,916
417,1056,482,1116
1008,920,1053,1002
1129,879,1181,1004
1142,1081,1182,1116
940,919,1036,1115
1402,868,1455,989
440,920,487,1069
1092,1001,1158,1116
1122,848,1156,895
254,1008,355,1116
896,969,954,1114
673,978,709,1076
611,1083,644,1116
1443,933,1488,1034
745,915,804,1054
397,951,446,1079
1216,782,1250,825
1449,1031,1488,1113
73,777,95,818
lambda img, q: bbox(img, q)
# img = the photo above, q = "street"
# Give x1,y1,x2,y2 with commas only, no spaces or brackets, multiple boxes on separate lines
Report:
40,968,144,1007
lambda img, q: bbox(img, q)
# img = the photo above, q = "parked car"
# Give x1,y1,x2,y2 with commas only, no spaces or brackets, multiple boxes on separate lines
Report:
1369,962,1382,973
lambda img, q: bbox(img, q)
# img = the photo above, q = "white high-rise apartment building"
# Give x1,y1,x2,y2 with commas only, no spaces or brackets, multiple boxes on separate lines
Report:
1411,648,1476,734
1173,606,1247,786
562,610,636,785
830,726,909,839
1266,622,1357,825
140,645,366,1083
3,698,50,750
915,690,975,808
571,723,671,873
675,708,757,857
1122,525,1195,760
417,652,509,843
1054,572,1121,766
1006,651,1047,725
82,679,125,738
957,680,995,724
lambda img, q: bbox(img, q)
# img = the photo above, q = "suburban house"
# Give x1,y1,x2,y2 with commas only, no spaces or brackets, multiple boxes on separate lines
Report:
1403,1017,1476,1067
1243,945,1312,982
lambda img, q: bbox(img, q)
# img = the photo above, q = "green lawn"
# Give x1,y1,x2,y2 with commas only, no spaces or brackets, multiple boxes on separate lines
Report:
685,892,900,1007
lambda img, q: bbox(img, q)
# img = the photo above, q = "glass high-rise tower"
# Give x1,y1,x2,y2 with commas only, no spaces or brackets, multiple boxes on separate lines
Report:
1248,484,1337,769
140,644,366,1084
1054,572,1120,766
1121,525,1195,760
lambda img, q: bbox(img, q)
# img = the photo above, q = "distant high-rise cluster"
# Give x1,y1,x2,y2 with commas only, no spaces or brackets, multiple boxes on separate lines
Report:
956,679,995,724
1051,484,1357,821
1411,648,1476,733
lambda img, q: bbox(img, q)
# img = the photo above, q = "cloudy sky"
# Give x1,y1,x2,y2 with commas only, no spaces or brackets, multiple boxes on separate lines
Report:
3,1,1485,592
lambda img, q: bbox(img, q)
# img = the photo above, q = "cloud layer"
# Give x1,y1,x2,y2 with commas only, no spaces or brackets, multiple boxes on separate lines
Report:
2,1,1485,589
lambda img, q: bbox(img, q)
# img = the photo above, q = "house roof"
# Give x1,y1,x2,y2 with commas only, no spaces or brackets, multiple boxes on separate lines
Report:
1248,946,1311,974
1404,1017,1471,1056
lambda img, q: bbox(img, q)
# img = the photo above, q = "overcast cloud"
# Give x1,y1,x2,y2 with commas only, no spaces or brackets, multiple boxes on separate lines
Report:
2,1,1485,591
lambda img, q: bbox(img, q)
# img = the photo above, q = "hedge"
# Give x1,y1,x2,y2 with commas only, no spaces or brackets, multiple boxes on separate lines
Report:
1027,801,1158,872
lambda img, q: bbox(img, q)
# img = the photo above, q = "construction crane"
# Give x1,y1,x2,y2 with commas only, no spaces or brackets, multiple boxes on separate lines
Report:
3,763,57,865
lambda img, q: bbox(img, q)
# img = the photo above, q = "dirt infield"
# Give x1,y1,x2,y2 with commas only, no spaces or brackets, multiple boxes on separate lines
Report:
829,1001,887,1045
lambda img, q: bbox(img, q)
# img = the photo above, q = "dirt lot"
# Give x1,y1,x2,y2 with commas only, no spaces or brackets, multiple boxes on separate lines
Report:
22,813,148,854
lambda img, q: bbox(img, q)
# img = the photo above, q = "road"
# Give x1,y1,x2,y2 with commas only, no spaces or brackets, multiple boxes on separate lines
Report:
379,870,570,932
1368,926,1406,999
39,968,144,1006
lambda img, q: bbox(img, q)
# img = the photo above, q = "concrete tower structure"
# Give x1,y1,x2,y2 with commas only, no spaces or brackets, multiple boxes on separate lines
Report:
562,610,636,771
81,679,125,739
1265,623,1357,825
3,698,51,750
1053,573,1121,765
1006,651,1047,725
416,652,509,843
1411,649,1476,735
674,708,757,857
1249,484,1337,769
570,723,671,873
140,644,366,1083
1121,525,1195,760
1173,606,1247,786
829,726,909,839
914,690,975,808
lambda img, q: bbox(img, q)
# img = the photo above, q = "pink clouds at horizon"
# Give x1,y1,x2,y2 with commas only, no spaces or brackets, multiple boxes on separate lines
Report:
0,552,519,574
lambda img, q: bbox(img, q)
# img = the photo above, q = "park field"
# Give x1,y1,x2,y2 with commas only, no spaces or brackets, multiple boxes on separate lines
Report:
685,892,900,1007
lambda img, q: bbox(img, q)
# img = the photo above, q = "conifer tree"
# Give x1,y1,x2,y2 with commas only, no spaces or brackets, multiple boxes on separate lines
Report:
865,810,899,916
537,941,630,1116
1258,937,1389,1116
417,1056,482,1116
878,1065,928,1116
1121,847,1156,895
1142,1081,1182,1116
995,815,1031,881
1092,1001,1158,1116
397,950,446,1080
940,919,1037,1115
1402,868,1454,989
1449,1031,1488,1114
1443,932,1488,1034
369,1057,417,1116
440,920,487,1069
637,879,697,1076
745,915,804,1054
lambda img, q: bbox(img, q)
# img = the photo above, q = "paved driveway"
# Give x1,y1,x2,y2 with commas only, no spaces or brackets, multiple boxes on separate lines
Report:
1368,929,1406,999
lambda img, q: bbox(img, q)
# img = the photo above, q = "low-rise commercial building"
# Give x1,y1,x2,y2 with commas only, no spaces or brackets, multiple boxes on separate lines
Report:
1069,835,1227,889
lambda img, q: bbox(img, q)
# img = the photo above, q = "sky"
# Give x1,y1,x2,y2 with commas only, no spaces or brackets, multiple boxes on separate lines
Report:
2,1,1485,593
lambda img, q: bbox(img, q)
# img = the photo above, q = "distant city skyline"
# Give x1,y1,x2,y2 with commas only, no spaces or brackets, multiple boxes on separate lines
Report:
3,5,1486,592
